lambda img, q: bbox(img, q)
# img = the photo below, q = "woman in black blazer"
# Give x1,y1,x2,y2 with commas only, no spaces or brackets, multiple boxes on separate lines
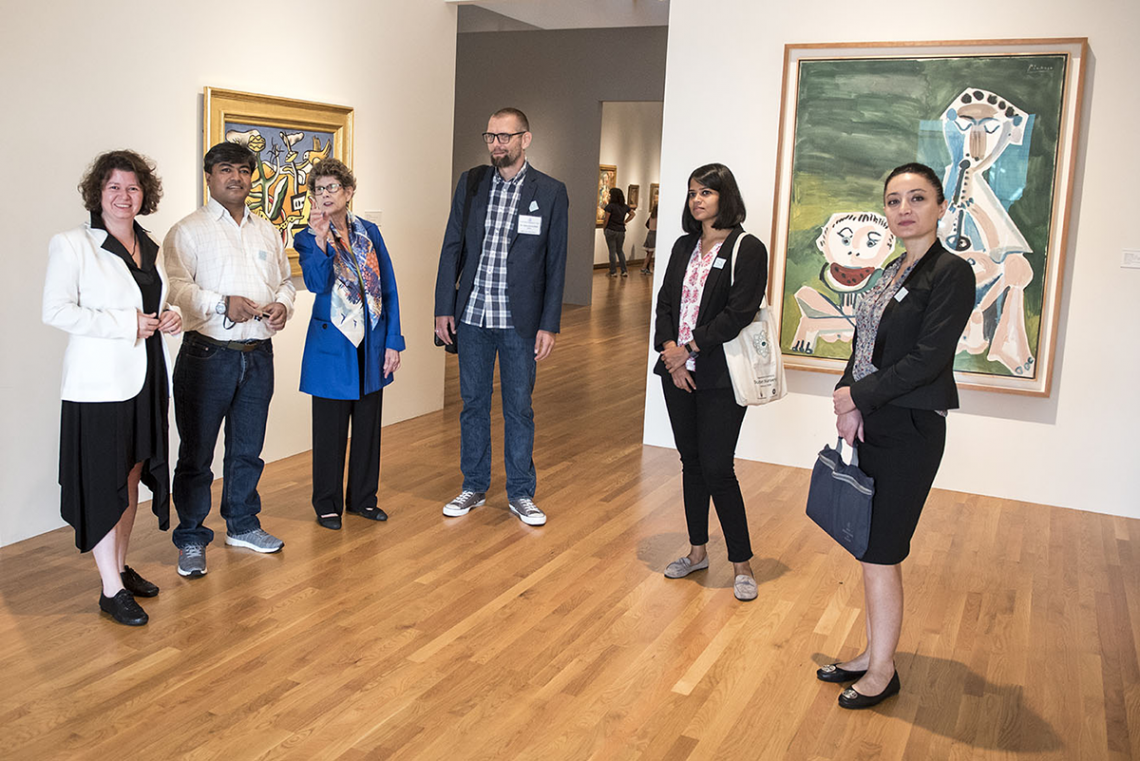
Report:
653,163,768,601
819,163,974,708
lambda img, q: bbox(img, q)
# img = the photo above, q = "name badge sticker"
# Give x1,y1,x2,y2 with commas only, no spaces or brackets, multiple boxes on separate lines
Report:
518,215,542,235
894,286,909,302
713,258,727,269
258,249,269,261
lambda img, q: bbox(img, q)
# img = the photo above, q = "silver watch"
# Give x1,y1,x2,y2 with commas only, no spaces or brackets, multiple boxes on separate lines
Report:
215,297,227,316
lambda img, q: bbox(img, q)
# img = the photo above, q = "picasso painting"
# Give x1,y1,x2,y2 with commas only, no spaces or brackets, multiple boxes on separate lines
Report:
203,88,354,275
597,165,617,227
768,40,1087,395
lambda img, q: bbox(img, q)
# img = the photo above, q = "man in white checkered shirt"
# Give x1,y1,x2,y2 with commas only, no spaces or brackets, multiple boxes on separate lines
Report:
434,108,568,527
162,142,296,578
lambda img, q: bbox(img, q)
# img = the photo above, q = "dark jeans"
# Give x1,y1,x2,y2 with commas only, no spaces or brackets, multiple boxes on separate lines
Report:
311,390,383,516
457,322,537,499
661,378,752,562
172,335,274,548
604,228,628,274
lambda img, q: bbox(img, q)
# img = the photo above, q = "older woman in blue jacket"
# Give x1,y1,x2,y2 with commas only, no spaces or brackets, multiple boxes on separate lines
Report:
296,159,404,530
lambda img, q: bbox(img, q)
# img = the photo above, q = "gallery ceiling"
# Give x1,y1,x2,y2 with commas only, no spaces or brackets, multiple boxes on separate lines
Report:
450,0,669,30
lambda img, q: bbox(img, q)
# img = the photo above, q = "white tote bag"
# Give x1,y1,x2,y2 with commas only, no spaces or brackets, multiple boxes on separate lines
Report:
722,233,787,406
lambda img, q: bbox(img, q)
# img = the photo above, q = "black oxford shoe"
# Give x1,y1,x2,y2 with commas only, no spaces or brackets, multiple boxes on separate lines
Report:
99,589,148,626
838,671,900,709
121,565,159,597
816,663,868,683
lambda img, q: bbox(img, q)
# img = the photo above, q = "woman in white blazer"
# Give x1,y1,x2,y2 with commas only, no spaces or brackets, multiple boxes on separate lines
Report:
42,150,181,626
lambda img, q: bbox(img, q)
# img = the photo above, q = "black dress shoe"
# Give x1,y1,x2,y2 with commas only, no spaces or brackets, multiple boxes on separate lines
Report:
316,514,342,530
838,671,900,709
816,663,867,683
347,505,388,521
121,565,159,597
99,589,148,626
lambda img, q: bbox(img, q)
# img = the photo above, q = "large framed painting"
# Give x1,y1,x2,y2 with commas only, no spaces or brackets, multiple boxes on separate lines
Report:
596,164,617,227
768,39,1087,396
203,87,354,276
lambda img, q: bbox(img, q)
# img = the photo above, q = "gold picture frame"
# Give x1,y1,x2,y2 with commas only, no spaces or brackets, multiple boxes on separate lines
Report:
627,184,640,209
203,87,354,276
596,164,617,227
768,39,1088,396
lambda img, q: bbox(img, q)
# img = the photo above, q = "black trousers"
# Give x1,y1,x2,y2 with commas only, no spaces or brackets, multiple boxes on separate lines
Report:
661,378,752,562
311,389,383,516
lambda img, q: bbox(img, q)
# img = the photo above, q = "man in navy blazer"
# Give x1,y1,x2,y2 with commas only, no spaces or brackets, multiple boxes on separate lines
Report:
434,107,568,527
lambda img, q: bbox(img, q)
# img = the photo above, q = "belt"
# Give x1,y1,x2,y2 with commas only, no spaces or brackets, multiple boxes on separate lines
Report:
185,331,268,353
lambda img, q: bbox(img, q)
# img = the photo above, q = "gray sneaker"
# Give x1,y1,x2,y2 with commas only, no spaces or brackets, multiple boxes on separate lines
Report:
225,528,284,553
177,545,207,578
443,491,486,517
508,497,547,526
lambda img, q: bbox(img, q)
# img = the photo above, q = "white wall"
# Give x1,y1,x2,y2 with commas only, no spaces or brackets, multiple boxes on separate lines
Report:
0,1,459,546
647,0,1140,517
594,101,663,266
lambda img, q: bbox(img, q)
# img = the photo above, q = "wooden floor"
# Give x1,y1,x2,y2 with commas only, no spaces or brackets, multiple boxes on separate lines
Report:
2,271,1138,760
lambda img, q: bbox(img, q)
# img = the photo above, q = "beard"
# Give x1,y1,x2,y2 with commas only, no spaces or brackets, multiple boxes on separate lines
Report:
490,146,520,169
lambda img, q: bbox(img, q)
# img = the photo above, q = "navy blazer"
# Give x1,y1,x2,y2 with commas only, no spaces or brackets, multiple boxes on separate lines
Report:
837,240,975,413
296,219,405,400
434,164,568,340
653,227,769,390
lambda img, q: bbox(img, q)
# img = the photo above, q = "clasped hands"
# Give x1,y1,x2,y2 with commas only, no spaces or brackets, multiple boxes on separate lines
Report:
661,341,695,392
833,386,864,446
136,309,182,339
226,296,288,330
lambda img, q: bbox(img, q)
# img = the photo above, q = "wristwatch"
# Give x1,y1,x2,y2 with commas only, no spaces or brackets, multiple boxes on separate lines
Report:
215,296,227,316
685,342,698,358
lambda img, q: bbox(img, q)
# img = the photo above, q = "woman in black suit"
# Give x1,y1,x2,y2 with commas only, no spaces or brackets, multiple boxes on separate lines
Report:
818,162,974,708
653,163,768,601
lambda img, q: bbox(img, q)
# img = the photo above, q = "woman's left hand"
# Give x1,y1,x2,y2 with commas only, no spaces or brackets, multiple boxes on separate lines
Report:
833,386,857,415
661,343,689,373
157,309,182,335
383,348,401,378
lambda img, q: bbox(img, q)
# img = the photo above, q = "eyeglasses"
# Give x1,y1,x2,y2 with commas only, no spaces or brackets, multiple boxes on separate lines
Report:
481,131,526,144
312,182,343,195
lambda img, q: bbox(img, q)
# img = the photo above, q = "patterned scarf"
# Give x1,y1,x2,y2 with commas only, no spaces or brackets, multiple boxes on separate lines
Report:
328,211,382,347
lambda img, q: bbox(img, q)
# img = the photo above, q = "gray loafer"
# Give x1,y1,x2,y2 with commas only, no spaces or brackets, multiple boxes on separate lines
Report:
734,574,758,601
664,556,709,579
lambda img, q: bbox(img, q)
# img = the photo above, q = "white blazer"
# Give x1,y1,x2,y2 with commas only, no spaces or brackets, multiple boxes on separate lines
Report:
42,223,176,402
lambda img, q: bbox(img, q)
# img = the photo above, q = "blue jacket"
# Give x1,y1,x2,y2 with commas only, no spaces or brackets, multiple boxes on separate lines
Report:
433,165,568,340
297,219,405,399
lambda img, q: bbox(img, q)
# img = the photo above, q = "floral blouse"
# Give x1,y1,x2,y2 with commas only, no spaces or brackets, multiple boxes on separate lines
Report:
677,238,724,371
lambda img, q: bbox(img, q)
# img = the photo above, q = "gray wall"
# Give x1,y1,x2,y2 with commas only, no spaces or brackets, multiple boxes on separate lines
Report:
453,27,668,305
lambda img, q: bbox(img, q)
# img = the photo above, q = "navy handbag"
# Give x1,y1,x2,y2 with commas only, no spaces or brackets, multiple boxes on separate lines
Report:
806,438,874,559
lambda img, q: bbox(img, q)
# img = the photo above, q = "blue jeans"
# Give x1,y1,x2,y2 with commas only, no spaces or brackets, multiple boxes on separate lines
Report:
171,334,274,547
456,322,537,499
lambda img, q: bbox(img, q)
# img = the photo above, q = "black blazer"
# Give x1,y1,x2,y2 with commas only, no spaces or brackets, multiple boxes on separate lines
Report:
434,165,569,341
653,227,769,390
837,240,975,413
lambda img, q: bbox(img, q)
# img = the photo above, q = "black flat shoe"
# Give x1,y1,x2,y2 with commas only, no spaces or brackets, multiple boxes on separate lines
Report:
99,589,148,626
838,671,900,709
121,565,159,597
316,514,342,530
347,505,388,521
816,663,867,683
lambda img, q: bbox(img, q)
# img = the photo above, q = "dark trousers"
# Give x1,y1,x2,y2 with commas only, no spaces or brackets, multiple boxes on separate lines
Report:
172,334,273,548
311,390,384,516
604,228,628,274
661,378,752,562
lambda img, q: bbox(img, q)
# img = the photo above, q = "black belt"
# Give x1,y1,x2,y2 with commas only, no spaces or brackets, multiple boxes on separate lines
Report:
185,331,268,353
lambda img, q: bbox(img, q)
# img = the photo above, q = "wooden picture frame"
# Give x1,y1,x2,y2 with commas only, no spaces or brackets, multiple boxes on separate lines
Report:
203,87,354,276
627,184,640,209
768,39,1088,396
596,164,617,227
649,183,659,211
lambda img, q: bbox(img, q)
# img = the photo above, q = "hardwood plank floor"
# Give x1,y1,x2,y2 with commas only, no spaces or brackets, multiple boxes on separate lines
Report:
1,270,1137,760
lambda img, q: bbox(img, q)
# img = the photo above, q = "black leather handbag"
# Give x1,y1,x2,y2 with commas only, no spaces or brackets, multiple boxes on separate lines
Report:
806,438,874,559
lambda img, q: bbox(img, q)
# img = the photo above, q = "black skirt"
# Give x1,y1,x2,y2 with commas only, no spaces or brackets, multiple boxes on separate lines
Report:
857,404,946,565
59,337,170,552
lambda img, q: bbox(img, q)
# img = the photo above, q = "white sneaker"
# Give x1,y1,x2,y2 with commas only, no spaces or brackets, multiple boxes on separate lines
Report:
443,491,486,517
508,497,547,526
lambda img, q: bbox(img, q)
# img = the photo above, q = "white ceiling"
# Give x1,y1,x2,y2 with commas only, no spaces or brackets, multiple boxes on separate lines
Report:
448,0,669,30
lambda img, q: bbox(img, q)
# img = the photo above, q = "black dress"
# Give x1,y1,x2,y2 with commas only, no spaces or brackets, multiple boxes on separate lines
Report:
59,215,170,552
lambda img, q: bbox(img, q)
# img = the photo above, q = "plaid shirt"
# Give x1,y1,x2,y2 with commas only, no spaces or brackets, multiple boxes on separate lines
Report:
462,162,529,329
